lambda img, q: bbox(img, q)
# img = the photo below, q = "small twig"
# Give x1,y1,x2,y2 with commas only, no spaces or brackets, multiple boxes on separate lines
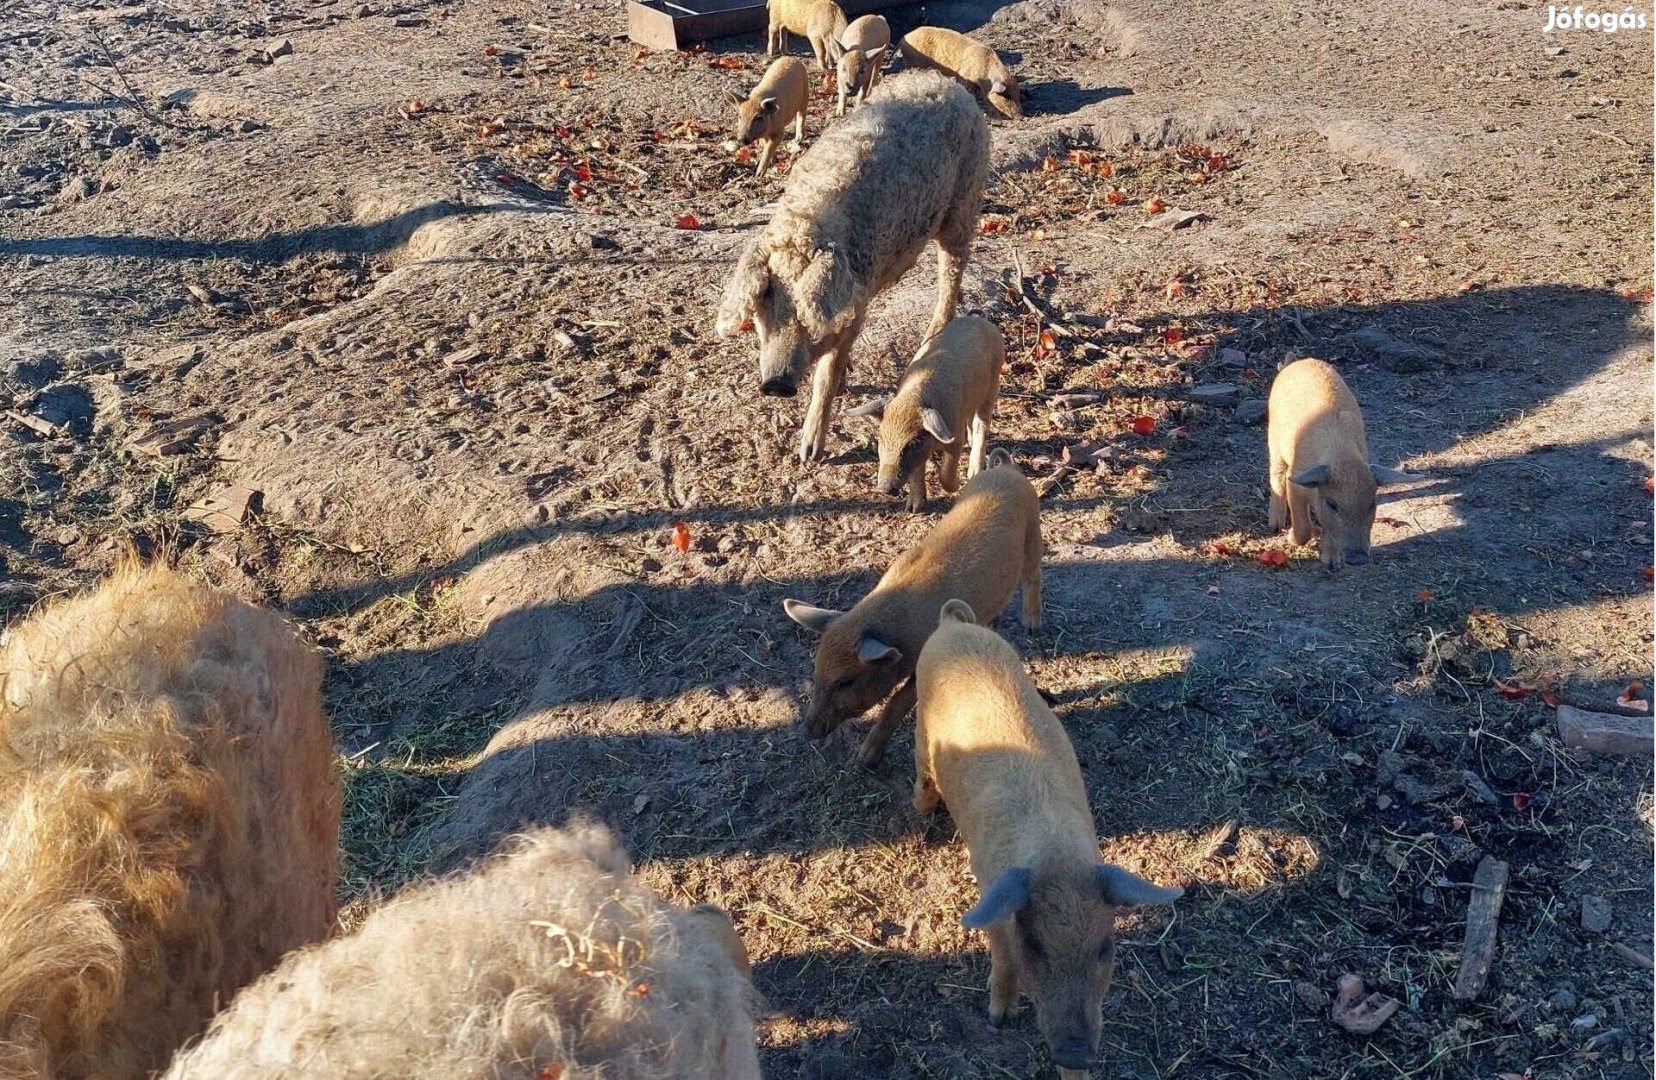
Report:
1006,243,1080,338
84,22,172,126
1610,942,1653,971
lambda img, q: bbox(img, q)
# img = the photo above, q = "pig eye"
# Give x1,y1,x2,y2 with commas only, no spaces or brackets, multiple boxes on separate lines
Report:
1325,498,1340,513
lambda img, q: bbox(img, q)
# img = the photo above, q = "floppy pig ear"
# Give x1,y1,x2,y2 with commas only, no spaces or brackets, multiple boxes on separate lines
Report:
963,867,1032,928
716,244,771,339
1097,864,1183,906
1291,463,1332,487
856,634,900,664
846,396,887,419
989,79,1008,96
793,242,860,340
920,407,955,444
724,88,745,106
782,599,842,633
938,598,977,624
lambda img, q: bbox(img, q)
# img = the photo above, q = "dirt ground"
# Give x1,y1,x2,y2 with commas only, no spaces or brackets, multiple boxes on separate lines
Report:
2,0,1653,1074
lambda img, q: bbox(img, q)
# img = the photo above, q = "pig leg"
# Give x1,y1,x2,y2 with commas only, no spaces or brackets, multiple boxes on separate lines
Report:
792,110,804,146
986,923,1020,1028
924,216,971,342
768,25,781,56
857,674,916,767
906,460,927,512
755,138,775,179
1020,521,1043,629
912,737,939,811
938,445,962,494
1287,484,1314,547
967,408,990,478
1267,455,1289,532
798,348,845,463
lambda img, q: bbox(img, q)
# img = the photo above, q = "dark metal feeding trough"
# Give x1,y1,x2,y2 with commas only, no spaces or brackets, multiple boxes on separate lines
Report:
627,0,917,52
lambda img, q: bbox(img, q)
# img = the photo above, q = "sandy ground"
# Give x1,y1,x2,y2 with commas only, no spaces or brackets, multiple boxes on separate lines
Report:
1,0,1653,1074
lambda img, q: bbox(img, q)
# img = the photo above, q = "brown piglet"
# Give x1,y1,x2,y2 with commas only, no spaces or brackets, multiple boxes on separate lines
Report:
728,57,809,179
1266,357,1418,569
782,450,1040,766
914,599,1182,1078
848,315,1003,512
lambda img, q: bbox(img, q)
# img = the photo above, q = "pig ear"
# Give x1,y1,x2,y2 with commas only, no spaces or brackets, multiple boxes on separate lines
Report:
867,44,888,64
717,244,771,339
1370,463,1421,485
686,903,751,977
725,88,745,106
856,634,901,664
782,598,842,633
759,95,779,113
939,598,977,624
989,79,1008,96
1097,864,1183,907
920,407,954,444
1290,463,1332,488
846,396,887,419
962,867,1031,928
793,243,860,340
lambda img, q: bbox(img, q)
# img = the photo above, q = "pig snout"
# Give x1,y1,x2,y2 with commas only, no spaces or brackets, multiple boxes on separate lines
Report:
1346,549,1369,566
1049,1036,1092,1071
760,373,797,397
800,697,837,740
875,471,902,497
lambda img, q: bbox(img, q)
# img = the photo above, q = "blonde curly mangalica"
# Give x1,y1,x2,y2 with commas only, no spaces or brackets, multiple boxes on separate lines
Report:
165,820,761,1079
0,563,340,1080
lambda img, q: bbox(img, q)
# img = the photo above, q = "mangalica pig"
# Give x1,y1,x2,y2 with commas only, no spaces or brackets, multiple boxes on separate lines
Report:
728,57,808,179
781,450,1039,766
848,315,1003,512
913,599,1182,1078
1265,357,1419,569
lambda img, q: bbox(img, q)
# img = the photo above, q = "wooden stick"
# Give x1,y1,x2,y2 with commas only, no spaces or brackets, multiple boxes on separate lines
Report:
1452,855,1509,1001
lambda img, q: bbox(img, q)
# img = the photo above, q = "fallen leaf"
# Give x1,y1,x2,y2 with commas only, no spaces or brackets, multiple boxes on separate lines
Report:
1643,477,1652,494
1145,196,1167,215
1203,539,1237,557
1163,279,1191,299
1644,566,1653,582
1540,688,1561,708
979,217,1006,234
1377,516,1407,527
483,45,499,56
1417,588,1434,604
496,172,514,186
1129,416,1156,437
1037,330,1057,351
1512,790,1546,811
568,182,588,198
1330,973,1401,1035
1161,326,1184,344
1256,549,1289,567
672,522,691,553
1066,149,1094,165
1206,152,1230,173
1105,190,1126,205
631,979,653,996
734,145,754,163
1168,425,1189,439
737,317,754,333
1041,154,1061,172
675,212,701,230
1616,681,1649,712
535,1065,565,1080
557,77,573,90
709,55,745,69
1493,679,1533,701
403,98,425,115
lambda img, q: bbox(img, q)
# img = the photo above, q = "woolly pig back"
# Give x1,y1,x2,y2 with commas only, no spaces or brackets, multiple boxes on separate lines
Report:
0,563,338,1080
768,70,986,287
165,821,762,1080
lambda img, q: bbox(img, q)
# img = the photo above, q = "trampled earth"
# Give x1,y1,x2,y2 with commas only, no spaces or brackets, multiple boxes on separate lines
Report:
1,0,1652,1075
